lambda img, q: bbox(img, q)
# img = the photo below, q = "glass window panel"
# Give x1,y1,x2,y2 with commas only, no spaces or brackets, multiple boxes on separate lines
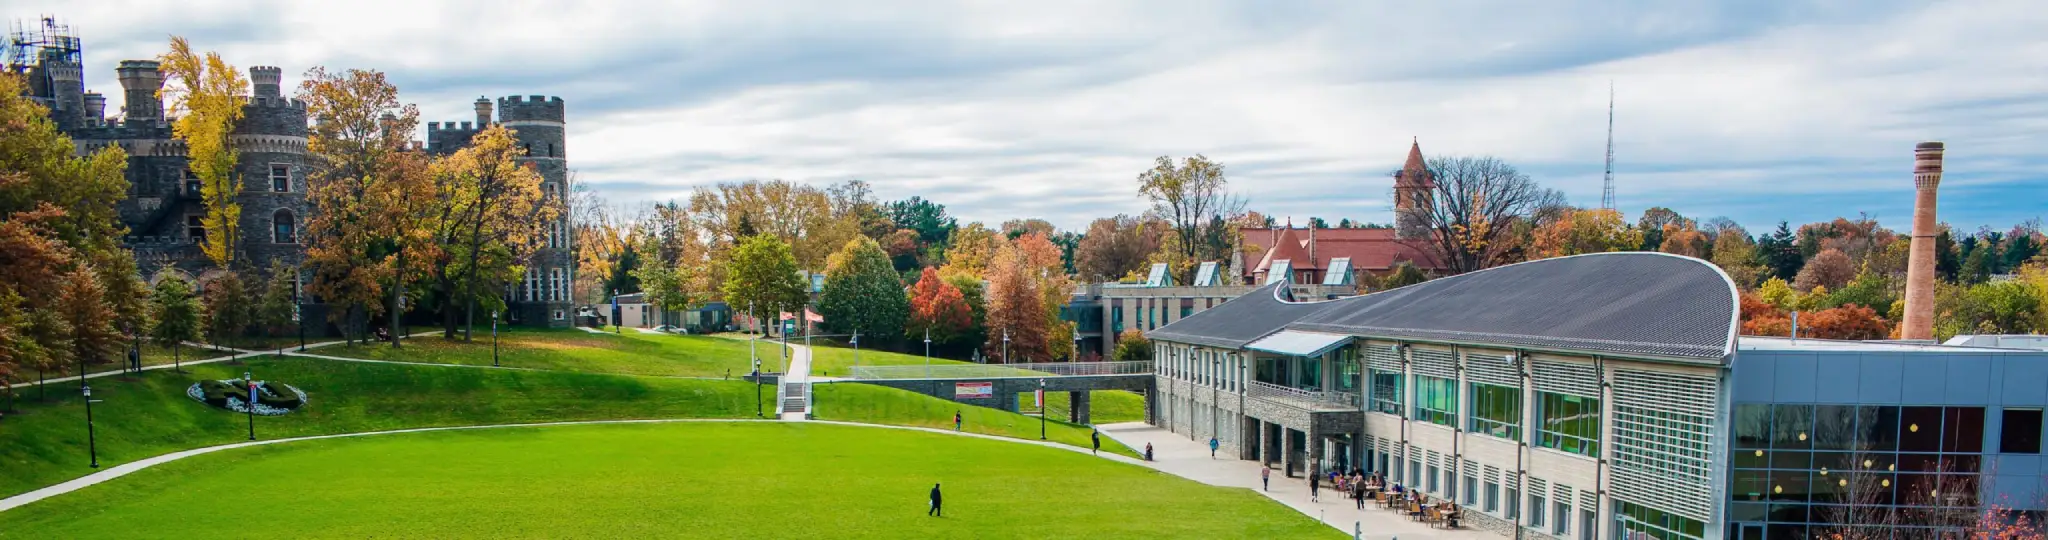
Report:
1369,369,1404,416
1901,407,1943,452
1769,470,1810,502
1771,450,1811,470
1856,406,1899,451
1944,407,1985,453
1538,392,1601,457
1728,502,1767,521
1413,375,1457,427
1812,452,1852,474
1767,504,1809,523
1813,405,1858,451
2002,409,2044,454
1899,453,1944,473
1767,524,1807,540
1773,404,1814,449
1735,448,1770,469
1731,469,1769,501
1469,382,1522,440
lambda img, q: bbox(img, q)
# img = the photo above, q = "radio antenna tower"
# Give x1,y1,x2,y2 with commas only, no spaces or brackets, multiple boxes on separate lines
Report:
1601,81,1616,211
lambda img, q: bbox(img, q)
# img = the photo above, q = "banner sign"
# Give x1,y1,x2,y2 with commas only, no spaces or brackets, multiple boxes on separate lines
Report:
954,382,993,399
1035,388,1044,408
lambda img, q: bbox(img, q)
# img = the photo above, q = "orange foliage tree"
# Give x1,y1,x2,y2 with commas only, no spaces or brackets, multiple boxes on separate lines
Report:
907,267,972,344
1802,304,1892,340
983,242,1048,363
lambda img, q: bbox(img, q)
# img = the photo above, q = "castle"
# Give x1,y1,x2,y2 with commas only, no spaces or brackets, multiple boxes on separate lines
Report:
12,23,575,330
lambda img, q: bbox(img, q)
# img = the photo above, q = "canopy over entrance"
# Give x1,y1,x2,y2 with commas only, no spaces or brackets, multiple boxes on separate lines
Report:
1247,330,1353,357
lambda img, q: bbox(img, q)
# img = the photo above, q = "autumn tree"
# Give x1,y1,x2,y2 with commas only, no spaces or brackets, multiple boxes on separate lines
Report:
827,179,896,240
1530,207,1642,259
632,255,695,327
940,222,1002,277
1000,219,1056,239
57,265,123,377
689,179,852,269
1138,155,1246,282
148,275,202,372
907,267,972,347
1075,215,1165,281
160,36,249,269
426,125,551,340
1382,262,1431,290
1794,248,1856,292
1738,291,1791,337
1013,232,1077,360
941,272,989,354
374,148,437,347
1710,223,1767,288
571,183,628,303
1404,156,1567,274
256,262,299,338
1111,329,1152,362
1802,304,1891,340
818,236,909,342
722,235,809,324
202,273,253,350
983,241,1048,363
298,67,416,343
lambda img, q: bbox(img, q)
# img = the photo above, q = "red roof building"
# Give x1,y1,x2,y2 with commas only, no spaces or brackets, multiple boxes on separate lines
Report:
1234,140,1446,285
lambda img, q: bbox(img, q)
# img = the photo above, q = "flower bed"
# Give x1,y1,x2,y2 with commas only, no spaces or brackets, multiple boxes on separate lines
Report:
185,379,309,416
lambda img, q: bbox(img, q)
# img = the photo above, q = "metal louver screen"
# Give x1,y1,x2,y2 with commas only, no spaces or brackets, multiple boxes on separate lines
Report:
1366,342,1403,372
1609,367,1719,522
1530,358,1599,397
1465,351,1518,386
1411,347,1458,379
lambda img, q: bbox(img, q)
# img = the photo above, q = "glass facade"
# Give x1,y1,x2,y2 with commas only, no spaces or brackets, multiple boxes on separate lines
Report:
1369,369,1404,415
1727,404,1987,539
1469,382,1521,440
1538,392,1601,457
1335,346,1361,393
1413,375,1457,427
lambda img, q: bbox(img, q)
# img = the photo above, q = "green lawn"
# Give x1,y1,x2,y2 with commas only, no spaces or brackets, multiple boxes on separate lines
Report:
1020,390,1148,425
0,423,1340,539
0,357,763,499
319,327,775,378
806,343,975,377
1,344,230,386
812,383,1138,459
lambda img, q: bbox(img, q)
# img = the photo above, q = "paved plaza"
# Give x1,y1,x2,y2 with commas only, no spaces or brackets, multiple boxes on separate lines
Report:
1099,422,1493,540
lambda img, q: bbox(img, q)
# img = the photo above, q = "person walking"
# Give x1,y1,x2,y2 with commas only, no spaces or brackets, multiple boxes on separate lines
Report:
1144,442,1154,461
1208,436,1219,459
953,411,962,432
928,483,943,517
1261,466,1271,491
1310,469,1321,502
1353,475,1367,509
1090,430,1100,455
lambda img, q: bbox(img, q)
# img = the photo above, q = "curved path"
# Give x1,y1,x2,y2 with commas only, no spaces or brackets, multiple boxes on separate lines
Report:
0,418,1141,515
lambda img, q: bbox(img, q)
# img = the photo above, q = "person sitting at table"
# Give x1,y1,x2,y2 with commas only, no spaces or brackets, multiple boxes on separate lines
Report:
1391,482,1404,494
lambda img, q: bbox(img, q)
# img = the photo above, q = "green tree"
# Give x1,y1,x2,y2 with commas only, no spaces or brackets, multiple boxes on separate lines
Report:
818,237,909,342
632,259,696,327
1382,262,1431,290
1823,271,1894,313
256,262,299,339
148,275,202,372
721,235,809,326
940,271,988,353
160,36,249,269
202,273,253,350
1137,155,1247,282
1756,222,1803,281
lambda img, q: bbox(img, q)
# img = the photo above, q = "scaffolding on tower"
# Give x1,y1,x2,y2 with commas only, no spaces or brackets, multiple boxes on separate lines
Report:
6,16,81,78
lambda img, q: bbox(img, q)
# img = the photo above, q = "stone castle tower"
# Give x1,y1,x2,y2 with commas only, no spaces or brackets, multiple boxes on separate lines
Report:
1393,139,1436,239
426,96,575,327
1901,141,1944,341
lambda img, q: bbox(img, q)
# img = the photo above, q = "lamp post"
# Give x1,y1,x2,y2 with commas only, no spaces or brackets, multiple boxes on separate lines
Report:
851,330,860,371
244,370,256,441
296,299,306,352
1038,378,1047,440
82,384,98,468
1002,328,1010,365
923,328,931,378
1073,332,1082,362
491,311,500,367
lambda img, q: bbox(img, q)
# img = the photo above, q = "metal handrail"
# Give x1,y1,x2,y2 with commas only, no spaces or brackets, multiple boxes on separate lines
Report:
849,361,1154,380
1247,381,1357,410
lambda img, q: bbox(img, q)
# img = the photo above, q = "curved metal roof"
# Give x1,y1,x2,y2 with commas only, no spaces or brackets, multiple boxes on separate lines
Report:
1153,252,1740,363
1145,282,1323,350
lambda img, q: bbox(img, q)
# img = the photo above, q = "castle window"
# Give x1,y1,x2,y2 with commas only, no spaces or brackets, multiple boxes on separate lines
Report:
183,169,201,196
549,269,563,302
546,143,554,157
273,209,296,243
186,215,206,242
270,164,290,192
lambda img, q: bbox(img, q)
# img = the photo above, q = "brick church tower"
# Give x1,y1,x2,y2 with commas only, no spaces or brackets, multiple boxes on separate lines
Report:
1393,139,1436,239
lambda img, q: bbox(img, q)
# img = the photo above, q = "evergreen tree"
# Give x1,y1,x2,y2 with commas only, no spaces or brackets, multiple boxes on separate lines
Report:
818,237,909,342
1755,222,1804,281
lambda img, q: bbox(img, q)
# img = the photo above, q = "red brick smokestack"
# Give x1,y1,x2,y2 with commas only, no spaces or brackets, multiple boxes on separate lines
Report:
1901,141,1943,341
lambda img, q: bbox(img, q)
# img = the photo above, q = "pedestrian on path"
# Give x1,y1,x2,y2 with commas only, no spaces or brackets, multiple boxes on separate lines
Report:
1091,430,1100,455
1262,467,1271,491
1144,443,1154,461
1309,467,1320,502
928,483,943,517
1208,436,1219,459
953,411,962,432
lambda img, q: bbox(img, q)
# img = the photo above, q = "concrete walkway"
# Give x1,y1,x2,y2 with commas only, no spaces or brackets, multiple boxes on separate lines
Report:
1098,422,1493,540
27,339,357,388
778,339,812,421
0,418,1140,514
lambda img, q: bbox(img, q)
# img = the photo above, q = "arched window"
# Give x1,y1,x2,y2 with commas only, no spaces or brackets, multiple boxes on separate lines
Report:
273,209,296,243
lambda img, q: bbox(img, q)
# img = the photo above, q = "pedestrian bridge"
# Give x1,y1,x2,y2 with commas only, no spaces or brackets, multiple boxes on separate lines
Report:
836,361,1155,425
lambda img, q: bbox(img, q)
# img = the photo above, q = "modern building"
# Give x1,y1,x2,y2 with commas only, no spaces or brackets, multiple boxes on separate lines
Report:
1072,262,1351,361
12,20,574,329
1145,252,2048,540
1233,141,1448,285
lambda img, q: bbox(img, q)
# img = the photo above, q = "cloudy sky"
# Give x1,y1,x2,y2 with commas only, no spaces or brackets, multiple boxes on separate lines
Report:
21,0,2048,233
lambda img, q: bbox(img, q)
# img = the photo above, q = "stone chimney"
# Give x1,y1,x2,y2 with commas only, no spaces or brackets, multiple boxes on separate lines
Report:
474,96,493,127
1901,141,1944,341
249,66,283,98
116,60,165,124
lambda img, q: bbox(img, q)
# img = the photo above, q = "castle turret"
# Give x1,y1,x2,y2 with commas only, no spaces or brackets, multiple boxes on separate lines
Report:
82,92,106,126
116,60,164,124
45,61,86,128
1901,141,1944,341
496,95,565,159
250,65,282,99
474,96,493,127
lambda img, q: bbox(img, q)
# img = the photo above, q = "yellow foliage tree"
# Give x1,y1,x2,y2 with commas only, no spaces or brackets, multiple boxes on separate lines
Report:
1530,207,1642,260
160,37,249,269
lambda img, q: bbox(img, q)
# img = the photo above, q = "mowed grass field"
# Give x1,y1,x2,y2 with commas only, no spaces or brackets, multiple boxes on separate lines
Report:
813,383,1138,459
0,423,1341,539
321,328,767,378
